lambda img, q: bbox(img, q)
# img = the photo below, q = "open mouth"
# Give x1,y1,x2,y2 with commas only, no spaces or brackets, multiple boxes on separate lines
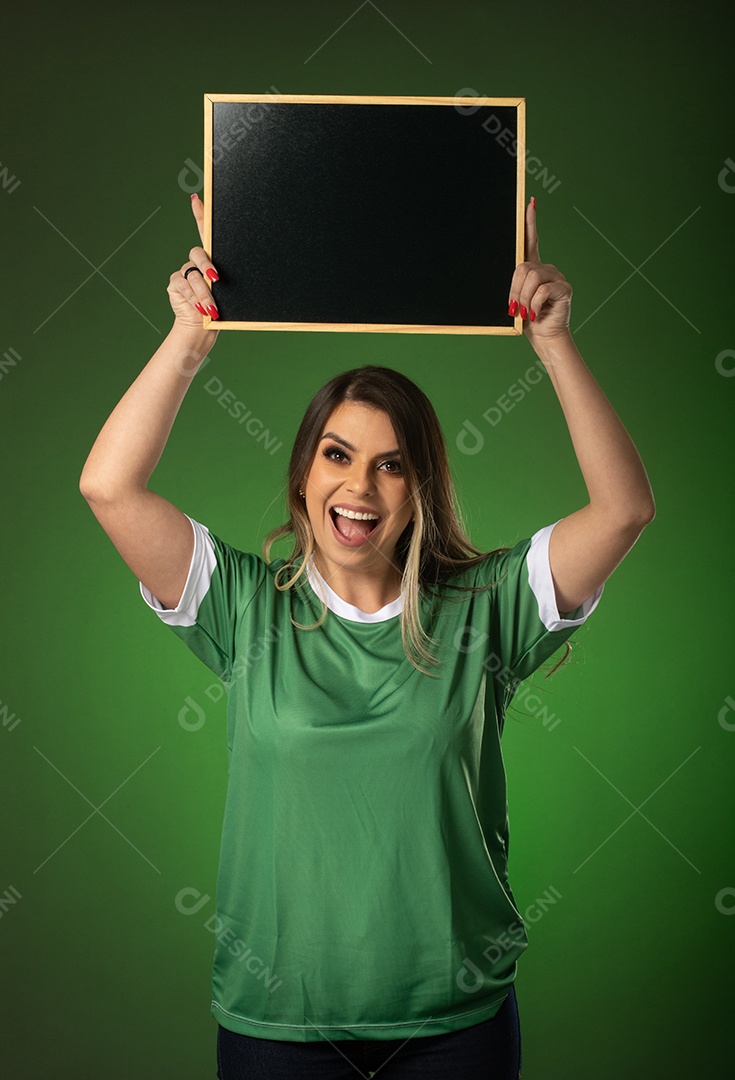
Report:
329,506,382,545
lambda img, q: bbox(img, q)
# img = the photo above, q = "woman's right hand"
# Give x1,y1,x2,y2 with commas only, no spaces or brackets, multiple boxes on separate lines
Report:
166,194,221,330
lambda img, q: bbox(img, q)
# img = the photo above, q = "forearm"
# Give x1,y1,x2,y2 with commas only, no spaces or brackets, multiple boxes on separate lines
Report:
533,331,655,523
80,323,218,498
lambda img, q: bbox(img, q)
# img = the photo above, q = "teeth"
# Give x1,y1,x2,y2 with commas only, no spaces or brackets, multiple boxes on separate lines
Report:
333,506,379,521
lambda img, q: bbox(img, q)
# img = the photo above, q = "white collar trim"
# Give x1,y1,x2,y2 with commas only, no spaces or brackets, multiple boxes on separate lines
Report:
305,556,404,623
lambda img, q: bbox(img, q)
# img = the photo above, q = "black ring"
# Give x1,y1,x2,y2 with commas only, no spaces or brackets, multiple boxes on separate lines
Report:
184,266,203,280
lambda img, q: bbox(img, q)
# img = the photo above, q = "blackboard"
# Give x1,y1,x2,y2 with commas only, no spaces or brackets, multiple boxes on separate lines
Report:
202,94,526,335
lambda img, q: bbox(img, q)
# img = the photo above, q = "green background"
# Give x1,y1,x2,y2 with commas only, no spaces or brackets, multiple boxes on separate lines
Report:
2,1,734,1076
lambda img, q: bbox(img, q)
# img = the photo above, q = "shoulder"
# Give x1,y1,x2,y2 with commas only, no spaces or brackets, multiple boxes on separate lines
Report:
194,520,288,594
435,543,521,591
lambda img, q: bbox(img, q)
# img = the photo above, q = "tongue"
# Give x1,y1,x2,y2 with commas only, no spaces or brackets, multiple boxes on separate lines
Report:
334,512,374,541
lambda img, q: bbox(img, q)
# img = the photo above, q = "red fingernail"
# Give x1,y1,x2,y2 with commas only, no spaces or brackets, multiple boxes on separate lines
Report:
530,309,536,322
508,299,519,317
531,196,536,210
206,268,219,282
519,305,528,320
190,193,198,201
207,305,219,320
195,302,207,316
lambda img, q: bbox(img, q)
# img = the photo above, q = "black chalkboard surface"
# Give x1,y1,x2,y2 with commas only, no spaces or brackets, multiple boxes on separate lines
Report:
202,94,525,334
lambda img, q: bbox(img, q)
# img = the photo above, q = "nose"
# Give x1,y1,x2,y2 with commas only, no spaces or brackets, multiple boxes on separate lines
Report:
346,460,373,495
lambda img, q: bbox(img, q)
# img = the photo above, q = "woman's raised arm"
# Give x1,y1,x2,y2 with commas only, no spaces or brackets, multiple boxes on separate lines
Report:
79,196,221,611
506,198,656,615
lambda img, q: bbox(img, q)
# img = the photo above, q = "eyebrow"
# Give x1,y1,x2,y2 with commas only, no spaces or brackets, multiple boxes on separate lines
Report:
320,432,401,458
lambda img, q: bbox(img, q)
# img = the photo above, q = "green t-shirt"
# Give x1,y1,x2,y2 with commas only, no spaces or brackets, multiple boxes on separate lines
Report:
140,515,602,1043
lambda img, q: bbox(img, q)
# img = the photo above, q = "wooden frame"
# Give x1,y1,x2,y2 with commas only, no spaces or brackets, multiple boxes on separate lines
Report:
202,93,526,334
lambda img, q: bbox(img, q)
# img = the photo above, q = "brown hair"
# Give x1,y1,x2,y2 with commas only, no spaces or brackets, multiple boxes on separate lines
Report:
262,364,570,679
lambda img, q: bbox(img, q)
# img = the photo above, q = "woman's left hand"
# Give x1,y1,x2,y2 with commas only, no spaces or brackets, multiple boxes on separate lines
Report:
508,198,573,345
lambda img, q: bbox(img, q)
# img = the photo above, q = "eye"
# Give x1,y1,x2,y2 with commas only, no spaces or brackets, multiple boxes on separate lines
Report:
321,445,402,473
322,446,349,463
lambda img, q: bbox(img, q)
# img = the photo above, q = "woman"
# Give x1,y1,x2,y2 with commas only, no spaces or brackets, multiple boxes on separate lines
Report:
79,193,655,1080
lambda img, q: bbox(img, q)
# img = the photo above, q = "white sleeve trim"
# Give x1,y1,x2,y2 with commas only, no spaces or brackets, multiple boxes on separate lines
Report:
138,515,217,628
527,520,604,632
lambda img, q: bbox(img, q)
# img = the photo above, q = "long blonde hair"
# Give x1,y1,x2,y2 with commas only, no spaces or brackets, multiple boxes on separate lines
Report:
262,364,569,678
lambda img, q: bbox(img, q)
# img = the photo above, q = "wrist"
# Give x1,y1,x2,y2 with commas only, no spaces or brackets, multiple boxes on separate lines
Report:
167,321,219,376
169,319,219,345
528,328,578,368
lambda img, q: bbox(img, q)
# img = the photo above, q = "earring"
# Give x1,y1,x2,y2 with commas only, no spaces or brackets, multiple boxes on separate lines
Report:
299,488,305,498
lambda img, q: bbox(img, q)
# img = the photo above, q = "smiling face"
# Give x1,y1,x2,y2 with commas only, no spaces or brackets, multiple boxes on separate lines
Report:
302,401,415,581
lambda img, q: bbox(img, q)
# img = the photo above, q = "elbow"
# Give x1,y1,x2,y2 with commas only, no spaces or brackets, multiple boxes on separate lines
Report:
79,473,96,502
79,471,112,504
79,472,146,504
79,467,105,502
595,494,656,534
636,492,657,527
624,495,656,531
